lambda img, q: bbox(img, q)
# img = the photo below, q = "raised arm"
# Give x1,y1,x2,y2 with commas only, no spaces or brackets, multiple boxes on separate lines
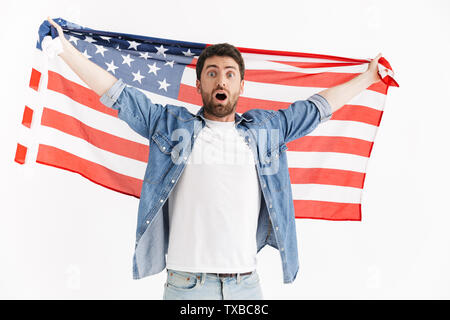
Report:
318,53,382,114
47,17,117,96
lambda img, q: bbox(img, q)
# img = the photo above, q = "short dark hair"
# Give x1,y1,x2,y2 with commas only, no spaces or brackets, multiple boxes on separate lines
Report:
196,43,245,81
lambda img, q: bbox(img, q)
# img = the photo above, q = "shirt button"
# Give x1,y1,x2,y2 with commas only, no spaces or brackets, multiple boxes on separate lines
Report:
171,179,175,183
269,204,272,208
146,220,149,224
162,146,166,151
275,226,279,231
193,135,196,138
160,199,164,203
281,248,284,251
184,157,187,161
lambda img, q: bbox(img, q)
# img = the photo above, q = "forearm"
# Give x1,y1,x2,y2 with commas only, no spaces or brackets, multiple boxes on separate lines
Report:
318,70,379,114
58,36,117,97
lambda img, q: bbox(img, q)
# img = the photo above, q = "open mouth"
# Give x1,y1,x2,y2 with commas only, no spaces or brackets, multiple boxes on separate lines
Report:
215,92,228,102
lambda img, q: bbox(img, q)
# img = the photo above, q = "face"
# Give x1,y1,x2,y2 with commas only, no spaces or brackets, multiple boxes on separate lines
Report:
196,55,244,121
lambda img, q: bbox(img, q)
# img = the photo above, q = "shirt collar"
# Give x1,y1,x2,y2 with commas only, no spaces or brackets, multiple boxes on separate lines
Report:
195,107,253,124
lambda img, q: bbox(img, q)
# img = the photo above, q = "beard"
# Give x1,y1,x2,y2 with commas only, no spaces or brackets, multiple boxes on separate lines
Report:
201,88,239,119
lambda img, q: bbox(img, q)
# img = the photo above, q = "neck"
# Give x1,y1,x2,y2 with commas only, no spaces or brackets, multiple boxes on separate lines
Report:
203,109,235,122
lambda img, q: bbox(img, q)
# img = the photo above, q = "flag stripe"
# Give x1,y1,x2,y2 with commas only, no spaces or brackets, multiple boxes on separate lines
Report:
287,136,373,157
44,88,149,145
36,144,142,197
15,143,28,165
289,167,365,188
286,151,368,172
22,106,34,128
38,125,146,179
29,68,42,91
244,70,388,95
332,105,383,126
47,70,118,117
293,200,361,220
41,107,149,162
291,183,361,203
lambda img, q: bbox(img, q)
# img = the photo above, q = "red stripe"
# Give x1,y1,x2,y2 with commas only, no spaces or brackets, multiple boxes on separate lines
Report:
22,106,34,128
29,68,41,91
289,168,365,188
14,143,28,165
333,105,384,126
36,144,142,198
41,107,149,162
47,71,118,117
287,136,373,157
294,200,361,220
244,70,388,95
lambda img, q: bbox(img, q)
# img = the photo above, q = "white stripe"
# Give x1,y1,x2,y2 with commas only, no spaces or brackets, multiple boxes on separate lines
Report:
241,52,370,64
286,151,368,173
308,119,379,141
44,89,149,145
181,67,386,110
243,59,368,74
38,125,146,179
291,183,362,204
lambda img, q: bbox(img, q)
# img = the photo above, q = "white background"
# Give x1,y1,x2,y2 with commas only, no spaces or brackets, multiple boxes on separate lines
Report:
1,0,449,299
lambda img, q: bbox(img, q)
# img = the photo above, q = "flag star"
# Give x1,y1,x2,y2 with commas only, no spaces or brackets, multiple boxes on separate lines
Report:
158,78,170,92
147,62,161,75
164,60,175,68
139,52,150,60
100,36,112,42
95,45,108,57
121,53,135,67
155,44,168,57
82,49,92,59
132,70,145,84
182,48,195,57
116,45,122,51
127,40,140,50
84,36,96,43
68,35,79,45
105,60,118,74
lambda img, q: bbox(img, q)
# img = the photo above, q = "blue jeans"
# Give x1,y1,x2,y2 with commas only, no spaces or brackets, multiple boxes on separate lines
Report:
163,269,264,300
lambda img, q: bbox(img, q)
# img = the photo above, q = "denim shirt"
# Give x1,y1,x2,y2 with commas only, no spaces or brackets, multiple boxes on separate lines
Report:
100,79,332,284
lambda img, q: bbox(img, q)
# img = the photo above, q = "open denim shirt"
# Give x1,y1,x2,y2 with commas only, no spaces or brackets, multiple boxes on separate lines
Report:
100,79,332,283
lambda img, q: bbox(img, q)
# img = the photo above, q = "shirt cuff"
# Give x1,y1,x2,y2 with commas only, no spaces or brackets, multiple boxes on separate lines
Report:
100,78,126,108
308,93,332,123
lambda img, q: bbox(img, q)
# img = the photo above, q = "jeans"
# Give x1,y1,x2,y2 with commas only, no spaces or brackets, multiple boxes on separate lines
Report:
163,268,264,300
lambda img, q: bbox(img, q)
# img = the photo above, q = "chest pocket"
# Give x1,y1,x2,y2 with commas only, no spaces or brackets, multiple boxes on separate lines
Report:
260,143,289,189
261,143,288,165
145,131,177,184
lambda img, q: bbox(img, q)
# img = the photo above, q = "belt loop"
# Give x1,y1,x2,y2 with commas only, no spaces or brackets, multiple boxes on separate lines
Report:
201,273,205,285
237,273,241,284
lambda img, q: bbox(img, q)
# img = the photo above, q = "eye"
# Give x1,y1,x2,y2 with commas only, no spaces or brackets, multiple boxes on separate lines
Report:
207,71,216,77
227,72,235,78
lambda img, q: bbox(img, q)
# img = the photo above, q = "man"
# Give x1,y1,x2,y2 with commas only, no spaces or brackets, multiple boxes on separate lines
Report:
47,18,382,300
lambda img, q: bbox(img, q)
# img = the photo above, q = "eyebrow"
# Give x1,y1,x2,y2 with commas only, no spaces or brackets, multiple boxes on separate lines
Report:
205,64,237,70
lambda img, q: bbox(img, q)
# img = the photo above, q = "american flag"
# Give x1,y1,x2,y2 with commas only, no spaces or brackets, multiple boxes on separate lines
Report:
16,18,398,221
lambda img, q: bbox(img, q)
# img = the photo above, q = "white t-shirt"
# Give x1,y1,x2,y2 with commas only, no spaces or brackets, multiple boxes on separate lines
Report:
166,118,262,273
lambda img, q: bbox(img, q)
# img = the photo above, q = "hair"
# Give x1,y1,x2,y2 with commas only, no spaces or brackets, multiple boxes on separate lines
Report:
196,43,245,81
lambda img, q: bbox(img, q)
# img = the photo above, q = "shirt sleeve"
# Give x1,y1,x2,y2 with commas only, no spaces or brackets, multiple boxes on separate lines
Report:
100,79,164,139
277,93,332,143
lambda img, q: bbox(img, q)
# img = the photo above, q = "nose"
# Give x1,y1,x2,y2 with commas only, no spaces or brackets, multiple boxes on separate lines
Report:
217,72,228,88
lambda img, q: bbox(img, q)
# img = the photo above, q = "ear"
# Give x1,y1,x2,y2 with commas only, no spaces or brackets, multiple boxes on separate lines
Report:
240,79,244,95
196,79,201,94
